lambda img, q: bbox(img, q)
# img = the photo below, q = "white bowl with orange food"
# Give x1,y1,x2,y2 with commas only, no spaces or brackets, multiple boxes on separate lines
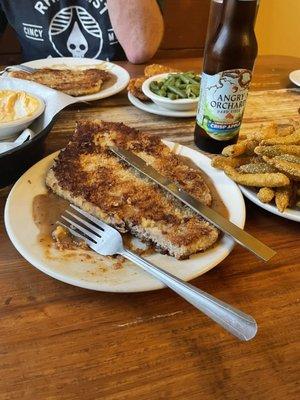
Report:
0,90,45,140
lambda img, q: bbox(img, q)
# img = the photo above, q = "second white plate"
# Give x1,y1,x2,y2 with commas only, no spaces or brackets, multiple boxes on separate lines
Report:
22,57,130,101
128,92,197,118
240,185,300,222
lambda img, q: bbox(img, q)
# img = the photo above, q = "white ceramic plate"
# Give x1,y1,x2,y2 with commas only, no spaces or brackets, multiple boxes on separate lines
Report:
22,57,130,101
5,141,245,292
240,185,300,222
128,92,197,118
289,70,300,87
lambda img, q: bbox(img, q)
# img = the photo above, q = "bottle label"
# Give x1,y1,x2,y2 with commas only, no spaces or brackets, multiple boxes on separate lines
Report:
196,69,252,141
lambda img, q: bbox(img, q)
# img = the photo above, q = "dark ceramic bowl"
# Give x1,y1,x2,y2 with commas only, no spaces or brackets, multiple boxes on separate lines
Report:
0,121,54,188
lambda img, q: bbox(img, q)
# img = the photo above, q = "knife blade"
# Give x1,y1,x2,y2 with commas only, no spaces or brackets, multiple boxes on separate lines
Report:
110,146,276,262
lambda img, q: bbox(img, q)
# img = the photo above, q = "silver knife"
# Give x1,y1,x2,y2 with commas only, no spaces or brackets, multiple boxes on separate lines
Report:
110,146,276,262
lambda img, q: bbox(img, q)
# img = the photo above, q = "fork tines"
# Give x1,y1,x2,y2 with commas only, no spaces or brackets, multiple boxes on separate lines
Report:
58,204,106,245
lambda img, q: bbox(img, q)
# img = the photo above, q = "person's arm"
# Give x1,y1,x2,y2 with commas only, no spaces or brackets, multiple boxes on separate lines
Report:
107,0,164,64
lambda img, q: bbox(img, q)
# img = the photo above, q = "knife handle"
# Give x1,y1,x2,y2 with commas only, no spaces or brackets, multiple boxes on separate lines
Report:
122,249,257,341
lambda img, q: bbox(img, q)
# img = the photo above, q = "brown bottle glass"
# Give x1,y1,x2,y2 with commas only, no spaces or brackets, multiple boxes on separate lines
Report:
194,0,258,154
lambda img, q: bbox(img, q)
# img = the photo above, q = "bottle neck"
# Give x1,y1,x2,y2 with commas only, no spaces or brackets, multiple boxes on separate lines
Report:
221,0,258,29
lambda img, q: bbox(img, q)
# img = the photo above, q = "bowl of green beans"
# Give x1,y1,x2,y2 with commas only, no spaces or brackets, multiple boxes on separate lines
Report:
142,72,200,111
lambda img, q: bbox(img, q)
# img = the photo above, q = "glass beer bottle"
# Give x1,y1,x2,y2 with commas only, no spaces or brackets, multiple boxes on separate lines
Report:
194,0,258,154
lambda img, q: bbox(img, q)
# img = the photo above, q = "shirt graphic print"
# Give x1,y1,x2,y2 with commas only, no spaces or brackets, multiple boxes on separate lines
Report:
0,0,126,61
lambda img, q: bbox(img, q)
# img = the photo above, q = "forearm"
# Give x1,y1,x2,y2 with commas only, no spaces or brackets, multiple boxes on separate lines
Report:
107,0,164,64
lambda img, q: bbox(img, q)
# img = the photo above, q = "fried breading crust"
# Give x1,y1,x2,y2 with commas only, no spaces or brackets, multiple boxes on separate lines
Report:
238,162,277,174
211,155,254,169
260,130,300,146
221,140,258,157
222,165,290,187
275,186,292,212
262,156,300,180
257,187,275,203
127,76,149,101
214,122,300,212
9,68,111,96
46,121,217,259
144,64,180,77
255,145,300,157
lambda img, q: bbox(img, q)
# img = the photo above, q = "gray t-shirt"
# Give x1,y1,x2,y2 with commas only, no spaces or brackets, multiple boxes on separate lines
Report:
0,0,162,62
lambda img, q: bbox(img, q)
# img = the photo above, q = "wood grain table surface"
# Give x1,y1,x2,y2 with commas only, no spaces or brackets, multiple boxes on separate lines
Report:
0,55,300,400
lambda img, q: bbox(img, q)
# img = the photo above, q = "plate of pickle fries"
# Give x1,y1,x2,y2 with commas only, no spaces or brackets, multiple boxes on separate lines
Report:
211,122,300,222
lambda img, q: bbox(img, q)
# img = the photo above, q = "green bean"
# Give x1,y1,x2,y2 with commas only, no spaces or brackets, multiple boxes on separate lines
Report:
165,77,176,86
158,89,167,97
187,84,200,95
150,82,159,92
179,74,199,85
167,93,177,100
179,83,187,90
166,85,186,98
150,72,200,100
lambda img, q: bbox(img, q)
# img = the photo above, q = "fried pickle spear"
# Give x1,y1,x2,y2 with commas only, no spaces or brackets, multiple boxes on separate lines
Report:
245,123,279,141
262,156,300,180
277,125,296,137
275,186,292,212
276,154,300,164
211,155,254,169
127,76,148,101
222,165,290,187
144,64,179,77
222,140,258,157
238,162,277,174
257,187,275,203
260,130,300,146
255,145,300,157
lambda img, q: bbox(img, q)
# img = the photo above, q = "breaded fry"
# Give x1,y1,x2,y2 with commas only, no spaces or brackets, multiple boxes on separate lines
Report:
277,125,296,137
261,122,278,137
211,121,300,211
243,123,278,141
144,64,179,77
127,76,149,101
238,162,277,174
222,140,258,157
244,132,264,141
257,187,275,203
222,165,290,187
262,156,300,180
255,145,300,157
260,131,300,146
276,154,300,164
211,155,254,169
275,186,292,212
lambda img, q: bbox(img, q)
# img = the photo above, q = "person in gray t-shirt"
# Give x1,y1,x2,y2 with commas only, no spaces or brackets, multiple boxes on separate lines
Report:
0,0,164,63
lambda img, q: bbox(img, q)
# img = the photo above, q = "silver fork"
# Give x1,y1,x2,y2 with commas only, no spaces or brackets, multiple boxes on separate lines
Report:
59,204,257,341
0,64,36,76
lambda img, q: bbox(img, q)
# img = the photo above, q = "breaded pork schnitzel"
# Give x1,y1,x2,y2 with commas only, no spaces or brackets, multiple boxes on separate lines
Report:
46,121,218,259
9,68,111,96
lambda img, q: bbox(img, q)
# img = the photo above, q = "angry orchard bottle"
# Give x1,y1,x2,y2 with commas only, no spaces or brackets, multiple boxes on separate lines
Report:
194,0,258,154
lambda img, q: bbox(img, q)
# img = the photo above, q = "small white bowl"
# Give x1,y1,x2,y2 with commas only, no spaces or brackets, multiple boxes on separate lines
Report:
0,92,45,141
142,73,199,111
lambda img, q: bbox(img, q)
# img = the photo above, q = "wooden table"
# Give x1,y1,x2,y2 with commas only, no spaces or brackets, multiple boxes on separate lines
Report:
1,56,300,400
